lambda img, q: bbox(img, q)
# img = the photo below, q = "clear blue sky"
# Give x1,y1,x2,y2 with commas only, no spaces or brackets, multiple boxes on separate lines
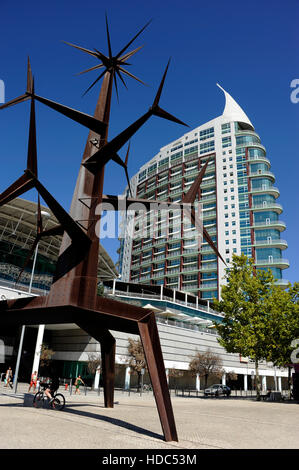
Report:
0,0,298,283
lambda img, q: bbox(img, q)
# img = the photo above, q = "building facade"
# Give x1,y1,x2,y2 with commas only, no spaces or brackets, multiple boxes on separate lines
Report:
119,85,289,300
0,200,289,391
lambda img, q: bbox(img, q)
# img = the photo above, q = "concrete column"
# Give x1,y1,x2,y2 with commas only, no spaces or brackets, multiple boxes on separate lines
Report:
185,293,188,306
244,374,248,392
31,324,45,375
278,376,282,392
173,289,176,303
94,367,101,389
125,366,131,390
196,373,200,391
160,285,163,300
196,296,198,309
222,373,226,386
207,300,210,312
112,278,116,295
166,369,169,384
262,376,267,392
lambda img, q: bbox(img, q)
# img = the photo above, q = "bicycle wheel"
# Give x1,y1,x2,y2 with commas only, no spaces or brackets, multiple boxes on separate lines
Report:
33,392,44,408
51,393,65,410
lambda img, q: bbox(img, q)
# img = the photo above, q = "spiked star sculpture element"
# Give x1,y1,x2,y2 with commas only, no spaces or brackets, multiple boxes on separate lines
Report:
0,17,225,443
64,14,150,98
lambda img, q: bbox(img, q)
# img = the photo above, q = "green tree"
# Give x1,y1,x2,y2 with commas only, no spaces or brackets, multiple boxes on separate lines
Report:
263,282,299,394
213,254,276,401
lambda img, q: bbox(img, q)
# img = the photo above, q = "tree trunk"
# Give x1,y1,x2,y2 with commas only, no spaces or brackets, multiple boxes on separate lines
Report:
137,372,141,392
288,366,292,399
204,374,208,388
255,360,261,401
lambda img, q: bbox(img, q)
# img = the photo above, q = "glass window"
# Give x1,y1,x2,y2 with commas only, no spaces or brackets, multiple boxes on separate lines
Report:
222,136,232,148
200,127,214,141
236,134,260,146
221,123,231,134
200,140,215,154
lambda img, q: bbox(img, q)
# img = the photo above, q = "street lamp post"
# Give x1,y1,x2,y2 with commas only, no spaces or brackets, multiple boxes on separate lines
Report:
13,210,50,394
13,242,39,394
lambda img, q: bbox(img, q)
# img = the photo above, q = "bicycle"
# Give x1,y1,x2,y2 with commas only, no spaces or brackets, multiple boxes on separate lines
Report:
142,384,152,392
33,383,65,411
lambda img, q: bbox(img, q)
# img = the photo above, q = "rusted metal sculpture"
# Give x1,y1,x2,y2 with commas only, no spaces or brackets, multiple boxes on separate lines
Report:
0,18,224,442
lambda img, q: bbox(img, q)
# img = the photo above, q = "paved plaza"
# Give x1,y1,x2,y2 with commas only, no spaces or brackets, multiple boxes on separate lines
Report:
0,383,298,449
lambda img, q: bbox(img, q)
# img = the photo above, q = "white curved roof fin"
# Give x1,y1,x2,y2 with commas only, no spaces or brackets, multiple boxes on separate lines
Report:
216,83,254,130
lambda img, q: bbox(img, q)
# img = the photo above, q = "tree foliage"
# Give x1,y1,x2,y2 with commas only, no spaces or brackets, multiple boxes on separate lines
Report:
87,353,101,375
213,254,299,399
189,348,223,388
40,344,55,370
127,338,147,390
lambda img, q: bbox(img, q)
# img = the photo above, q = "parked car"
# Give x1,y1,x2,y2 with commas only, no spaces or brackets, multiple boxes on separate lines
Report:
204,384,231,397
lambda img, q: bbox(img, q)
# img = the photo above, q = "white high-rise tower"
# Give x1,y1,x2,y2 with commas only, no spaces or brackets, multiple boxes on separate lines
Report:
119,85,289,300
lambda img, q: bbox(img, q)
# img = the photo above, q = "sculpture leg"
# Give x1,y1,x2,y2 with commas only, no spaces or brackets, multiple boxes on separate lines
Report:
138,312,178,442
100,330,116,408
76,320,115,408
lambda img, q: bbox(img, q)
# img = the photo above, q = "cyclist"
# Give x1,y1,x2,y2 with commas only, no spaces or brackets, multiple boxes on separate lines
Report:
44,375,60,403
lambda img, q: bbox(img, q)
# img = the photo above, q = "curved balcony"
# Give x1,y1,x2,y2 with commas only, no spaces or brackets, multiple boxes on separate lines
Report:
247,156,270,167
252,239,288,250
251,220,286,231
235,130,261,140
250,186,280,198
254,258,290,269
274,279,290,287
237,142,266,153
249,170,275,182
250,202,283,214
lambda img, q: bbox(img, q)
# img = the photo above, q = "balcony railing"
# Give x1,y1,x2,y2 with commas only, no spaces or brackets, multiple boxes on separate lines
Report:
249,171,275,180
250,202,283,213
251,220,286,230
200,263,218,271
247,156,271,166
199,282,218,290
254,258,290,268
253,239,288,249
250,186,280,197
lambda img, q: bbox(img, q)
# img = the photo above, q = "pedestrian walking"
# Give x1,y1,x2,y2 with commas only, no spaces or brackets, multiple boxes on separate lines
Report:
28,371,38,392
74,375,85,395
4,367,13,388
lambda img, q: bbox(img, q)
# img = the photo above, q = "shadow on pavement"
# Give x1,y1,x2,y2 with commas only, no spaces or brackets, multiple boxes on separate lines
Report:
63,403,163,441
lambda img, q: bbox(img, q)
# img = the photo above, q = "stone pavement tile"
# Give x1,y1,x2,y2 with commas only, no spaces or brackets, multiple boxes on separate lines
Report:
0,387,298,449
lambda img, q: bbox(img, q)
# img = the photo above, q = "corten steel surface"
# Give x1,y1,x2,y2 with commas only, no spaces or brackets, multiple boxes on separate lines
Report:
0,18,224,443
